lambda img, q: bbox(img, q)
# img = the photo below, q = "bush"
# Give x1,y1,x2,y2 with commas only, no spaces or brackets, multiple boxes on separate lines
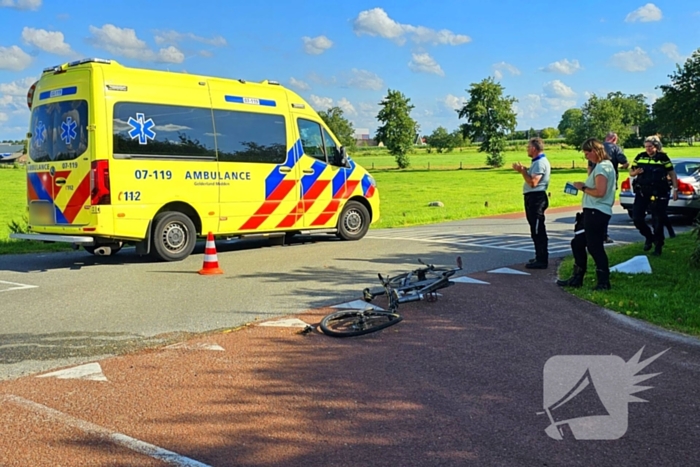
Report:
486,152,505,168
8,215,28,235
395,153,411,169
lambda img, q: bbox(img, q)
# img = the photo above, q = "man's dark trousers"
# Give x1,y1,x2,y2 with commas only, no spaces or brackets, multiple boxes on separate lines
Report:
525,191,549,263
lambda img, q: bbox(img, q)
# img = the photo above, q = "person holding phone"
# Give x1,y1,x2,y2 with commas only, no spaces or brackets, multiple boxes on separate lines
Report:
557,138,616,291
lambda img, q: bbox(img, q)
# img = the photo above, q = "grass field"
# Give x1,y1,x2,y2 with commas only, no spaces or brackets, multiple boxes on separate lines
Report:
559,233,700,336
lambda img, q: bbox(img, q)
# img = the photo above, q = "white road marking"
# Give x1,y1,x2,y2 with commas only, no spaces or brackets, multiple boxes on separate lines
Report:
488,268,531,275
450,276,490,285
0,394,212,467
258,318,310,328
332,300,384,311
367,233,571,254
0,280,38,292
165,342,226,351
37,362,108,381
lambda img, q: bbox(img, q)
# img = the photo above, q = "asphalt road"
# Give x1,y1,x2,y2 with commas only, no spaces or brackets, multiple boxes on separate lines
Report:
0,206,694,381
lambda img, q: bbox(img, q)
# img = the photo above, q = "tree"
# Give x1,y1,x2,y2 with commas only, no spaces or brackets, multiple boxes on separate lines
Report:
558,108,583,143
540,127,559,139
657,48,700,141
457,77,517,168
425,126,458,153
318,106,356,150
375,89,417,169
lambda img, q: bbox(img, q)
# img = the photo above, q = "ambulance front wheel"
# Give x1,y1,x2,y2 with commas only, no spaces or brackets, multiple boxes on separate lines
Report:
150,211,197,262
337,201,370,241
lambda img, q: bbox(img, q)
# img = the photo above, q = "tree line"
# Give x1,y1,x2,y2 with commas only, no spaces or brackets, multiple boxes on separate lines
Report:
318,47,700,169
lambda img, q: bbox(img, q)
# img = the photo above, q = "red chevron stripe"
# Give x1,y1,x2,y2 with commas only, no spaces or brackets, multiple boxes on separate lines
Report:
277,204,304,228
333,180,360,199
365,185,375,198
240,179,297,230
276,179,331,228
27,177,38,201
62,173,91,223
311,200,341,226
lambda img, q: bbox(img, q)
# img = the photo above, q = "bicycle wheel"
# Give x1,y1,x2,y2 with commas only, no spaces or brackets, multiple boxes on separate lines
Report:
320,310,403,337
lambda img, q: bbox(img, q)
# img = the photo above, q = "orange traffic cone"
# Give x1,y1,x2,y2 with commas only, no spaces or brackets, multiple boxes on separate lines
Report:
199,232,224,275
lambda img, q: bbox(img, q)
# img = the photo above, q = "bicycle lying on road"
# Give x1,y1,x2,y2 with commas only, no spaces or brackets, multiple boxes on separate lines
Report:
320,256,463,338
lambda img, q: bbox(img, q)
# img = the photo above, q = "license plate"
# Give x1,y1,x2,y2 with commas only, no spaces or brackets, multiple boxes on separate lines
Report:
29,202,54,225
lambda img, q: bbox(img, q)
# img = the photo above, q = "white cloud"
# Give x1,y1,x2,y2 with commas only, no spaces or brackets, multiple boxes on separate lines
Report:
408,52,444,76
514,93,577,126
514,94,545,121
610,47,653,72
289,77,310,91
154,30,226,47
541,58,582,75
88,24,185,64
21,27,74,55
625,3,662,22
346,69,383,90
337,98,357,116
0,45,32,71
309,95,334,111
302,35,333,55
0,76,36,99
157,46,184,63
543,98,577,112
642,92,659,104
492,61,520,80
0,0,41,10
353,8,470,46
442,94,464,111
543,80,576,98
660,43,683,62
0,112,8,123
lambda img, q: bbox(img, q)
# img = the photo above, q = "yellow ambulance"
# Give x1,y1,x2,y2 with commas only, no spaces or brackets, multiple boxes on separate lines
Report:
13,58,380,261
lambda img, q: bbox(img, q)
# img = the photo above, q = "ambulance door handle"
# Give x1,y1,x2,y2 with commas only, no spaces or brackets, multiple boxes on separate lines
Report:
303,169,314,174
55,178,67,185
279,167,292,174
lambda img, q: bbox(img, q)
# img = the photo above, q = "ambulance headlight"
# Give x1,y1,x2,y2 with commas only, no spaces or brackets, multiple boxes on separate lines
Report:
367,175,376,187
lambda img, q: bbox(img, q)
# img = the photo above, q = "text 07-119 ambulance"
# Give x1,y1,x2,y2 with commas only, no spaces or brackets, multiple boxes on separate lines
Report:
12,58,380,261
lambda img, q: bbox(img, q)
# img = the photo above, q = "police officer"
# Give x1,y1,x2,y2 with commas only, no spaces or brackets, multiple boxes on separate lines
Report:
630,136,678,256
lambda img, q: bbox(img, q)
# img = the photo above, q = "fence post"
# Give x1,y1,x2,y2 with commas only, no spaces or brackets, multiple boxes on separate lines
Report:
372,162,374,170
460,161,463,170
428,162,430,171
571,160,575,169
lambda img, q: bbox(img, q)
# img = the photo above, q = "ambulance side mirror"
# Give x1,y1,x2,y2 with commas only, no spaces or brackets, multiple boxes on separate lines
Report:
334,146,349,168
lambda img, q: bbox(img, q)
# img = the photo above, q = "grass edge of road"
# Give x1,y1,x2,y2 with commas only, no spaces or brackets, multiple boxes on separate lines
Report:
557,232,700,336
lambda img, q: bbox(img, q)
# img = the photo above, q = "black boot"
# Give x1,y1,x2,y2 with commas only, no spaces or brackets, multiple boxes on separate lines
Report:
593,269,611,291
557,265,585,287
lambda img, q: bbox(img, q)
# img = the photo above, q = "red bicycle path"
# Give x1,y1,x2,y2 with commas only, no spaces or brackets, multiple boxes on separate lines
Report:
1,257,699,466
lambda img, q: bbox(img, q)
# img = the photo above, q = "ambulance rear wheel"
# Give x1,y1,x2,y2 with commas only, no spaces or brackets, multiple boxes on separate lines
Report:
337,201,370,241
150,212,197,262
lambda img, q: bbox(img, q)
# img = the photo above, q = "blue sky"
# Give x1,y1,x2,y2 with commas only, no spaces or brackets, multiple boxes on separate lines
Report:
1,0,699,140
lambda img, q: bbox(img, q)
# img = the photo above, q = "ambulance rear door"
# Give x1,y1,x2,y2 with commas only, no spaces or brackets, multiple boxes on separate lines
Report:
27,70,93,227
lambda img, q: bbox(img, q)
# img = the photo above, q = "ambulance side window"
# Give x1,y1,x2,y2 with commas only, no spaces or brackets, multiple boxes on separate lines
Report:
297,119,327,163
214,110,286,164
113,103,217,160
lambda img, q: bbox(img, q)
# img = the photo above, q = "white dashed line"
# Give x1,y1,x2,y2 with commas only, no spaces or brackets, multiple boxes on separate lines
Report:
0,394,212,467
